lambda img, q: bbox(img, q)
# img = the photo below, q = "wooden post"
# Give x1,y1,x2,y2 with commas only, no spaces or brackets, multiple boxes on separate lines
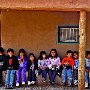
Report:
78,11,86,90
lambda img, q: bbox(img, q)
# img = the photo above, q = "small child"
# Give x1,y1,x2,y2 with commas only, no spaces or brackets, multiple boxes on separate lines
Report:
4,48,18,89
0,47,6,86
16,49,27,87
73,51,78,86
85,51,90,88
48,49,61,85
27,53,38,85
38,51,49,82
61,50,74,86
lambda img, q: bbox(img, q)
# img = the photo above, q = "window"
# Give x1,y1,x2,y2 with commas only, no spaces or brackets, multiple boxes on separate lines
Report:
57,25,79,43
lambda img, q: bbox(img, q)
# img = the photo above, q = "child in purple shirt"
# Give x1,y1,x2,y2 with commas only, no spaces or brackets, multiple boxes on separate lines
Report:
38,51,49,82
16,49,27,87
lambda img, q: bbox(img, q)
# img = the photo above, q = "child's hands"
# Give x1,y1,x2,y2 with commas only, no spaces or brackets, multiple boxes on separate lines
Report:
3,71,6,74
39,66,43,69
52,65,56,69
64,62,69,65
18,60,22,64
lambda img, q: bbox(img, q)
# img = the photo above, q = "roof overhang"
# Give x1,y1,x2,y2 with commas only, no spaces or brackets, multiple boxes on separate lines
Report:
0,0,90,11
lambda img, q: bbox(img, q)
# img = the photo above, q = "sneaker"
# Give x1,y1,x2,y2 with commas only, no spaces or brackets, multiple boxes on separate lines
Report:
85,82,88,88
0,84,2,87
61,82,65,86
5,85,9,89
22,82,25,85
9,85,14,89
31,81,35,84
16,83,19,87
42,78,46,82
28,81,32,85
74,80,78,86
67,84,71,87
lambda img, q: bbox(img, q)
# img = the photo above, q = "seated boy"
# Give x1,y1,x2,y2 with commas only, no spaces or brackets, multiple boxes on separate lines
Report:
61,50,74,86
4,48,18,89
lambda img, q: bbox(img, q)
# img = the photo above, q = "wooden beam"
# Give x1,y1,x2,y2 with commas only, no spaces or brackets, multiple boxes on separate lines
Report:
78,10,86,90
0,0,90,11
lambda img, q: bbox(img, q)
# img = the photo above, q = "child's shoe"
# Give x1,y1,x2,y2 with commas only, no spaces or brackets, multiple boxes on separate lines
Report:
31,81,35,84
74,80,78,86
22,82,25,85
42,78,46,82
50,82,55,85
9,85,14,89
0,84,2,87
16,83,19,87
5,85,9,89
85,82,88,88
28,81,32,85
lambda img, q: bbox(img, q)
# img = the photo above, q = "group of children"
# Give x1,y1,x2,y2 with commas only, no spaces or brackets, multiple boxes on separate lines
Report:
0,47,90,89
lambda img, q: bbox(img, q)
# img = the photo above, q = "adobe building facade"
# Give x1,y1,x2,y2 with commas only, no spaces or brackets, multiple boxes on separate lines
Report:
0,1,90,89
1,10,80,57
0,10,90,58
0,0,90,57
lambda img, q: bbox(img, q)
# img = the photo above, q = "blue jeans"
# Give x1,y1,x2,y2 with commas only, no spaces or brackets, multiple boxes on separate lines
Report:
85,71,90,83
62,68,72,85
49,69,56,83
5,70,15,86
38,69,47,80
28,69,36,82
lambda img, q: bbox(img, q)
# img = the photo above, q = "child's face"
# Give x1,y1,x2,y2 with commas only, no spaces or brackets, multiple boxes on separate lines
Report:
42,54,46,59
87,54,90,59
20,52,24,56
67,53,72,58
51,51,56,57
73,53,78,59
8,51,13,57
30,55,34,61
20,52,24,59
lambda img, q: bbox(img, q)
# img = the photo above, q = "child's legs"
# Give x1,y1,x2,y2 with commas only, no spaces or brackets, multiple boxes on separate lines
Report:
16,68,21,83
52,70,56,82
67,69,72,85
28,69,32,82
10,70,15,86
21,68,26,83
48,69,53,82
5,70,11,85
32,70,36,81
85,71,89,83
0,70,2,84
74,69,78,80
62,69,67,83
38,69,42,75
42,70,47,80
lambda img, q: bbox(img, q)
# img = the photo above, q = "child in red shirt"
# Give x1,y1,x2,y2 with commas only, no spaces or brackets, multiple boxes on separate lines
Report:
61,50,74,86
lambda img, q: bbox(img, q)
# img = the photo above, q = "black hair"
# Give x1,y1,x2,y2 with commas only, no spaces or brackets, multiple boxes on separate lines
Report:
7,48,14,53
38,51,47,60
18,48,26,56
28,53,37,64
66,50,73,55
29,53,36,61
49,49,58,58
0,47,4,53
73,51,78,55
86,51,90,56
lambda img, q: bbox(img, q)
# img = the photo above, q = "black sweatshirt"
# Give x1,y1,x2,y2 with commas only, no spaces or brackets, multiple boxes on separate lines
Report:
4,55,19,70
0,54,6,71
27,59,38,70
